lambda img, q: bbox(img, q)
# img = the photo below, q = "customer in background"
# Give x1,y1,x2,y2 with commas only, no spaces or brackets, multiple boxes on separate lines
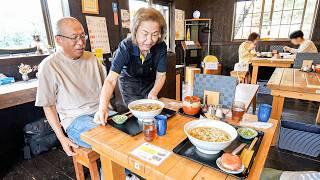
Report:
238,32,260,64
283,30,318,54
35,17,110,156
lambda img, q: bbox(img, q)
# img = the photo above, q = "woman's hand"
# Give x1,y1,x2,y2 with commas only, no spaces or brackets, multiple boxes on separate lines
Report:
94,109,109,126
283,46,291,52
148,91,158,100
59,136,79,156
249,43,256,50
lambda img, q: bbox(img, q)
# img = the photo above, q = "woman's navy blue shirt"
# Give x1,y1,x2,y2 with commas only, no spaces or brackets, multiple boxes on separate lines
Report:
111,37,167,77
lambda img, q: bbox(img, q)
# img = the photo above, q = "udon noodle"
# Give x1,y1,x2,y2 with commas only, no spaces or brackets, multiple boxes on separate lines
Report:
188,127,231,142
130,103,161,112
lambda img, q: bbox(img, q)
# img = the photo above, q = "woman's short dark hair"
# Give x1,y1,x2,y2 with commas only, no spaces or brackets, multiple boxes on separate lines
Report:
289,30,304,39
247,32,260,41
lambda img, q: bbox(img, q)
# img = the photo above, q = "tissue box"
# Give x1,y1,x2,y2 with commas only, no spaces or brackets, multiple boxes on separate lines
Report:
0,77,15,85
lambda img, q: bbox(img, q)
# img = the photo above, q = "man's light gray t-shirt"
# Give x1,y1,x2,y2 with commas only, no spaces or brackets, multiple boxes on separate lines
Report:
35,50,105,130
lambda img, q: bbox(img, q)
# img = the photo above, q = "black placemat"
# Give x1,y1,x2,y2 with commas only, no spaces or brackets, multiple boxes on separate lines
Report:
160,108,176,118
108,108,176,136
173,129,264,179
177,108,201,118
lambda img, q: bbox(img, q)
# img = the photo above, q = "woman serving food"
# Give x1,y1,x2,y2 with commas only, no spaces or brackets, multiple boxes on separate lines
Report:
95,8,167,124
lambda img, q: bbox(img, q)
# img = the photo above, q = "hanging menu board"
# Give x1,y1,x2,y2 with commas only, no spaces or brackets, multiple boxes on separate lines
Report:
175,9,185,40
85,16,111,54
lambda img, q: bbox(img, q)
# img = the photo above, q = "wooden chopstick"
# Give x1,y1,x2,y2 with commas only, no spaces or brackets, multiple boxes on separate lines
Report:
121,111,131,116
107,111,131,121
247,137,258,152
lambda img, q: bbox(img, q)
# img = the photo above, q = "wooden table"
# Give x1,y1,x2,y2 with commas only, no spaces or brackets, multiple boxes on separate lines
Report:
250,57,294,84
235,84,259,113
0,79,38,109
267,68,320,124
81,98,277,180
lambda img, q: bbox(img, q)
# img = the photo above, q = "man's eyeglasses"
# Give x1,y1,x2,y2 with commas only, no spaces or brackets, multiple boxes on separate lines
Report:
56,34,88,42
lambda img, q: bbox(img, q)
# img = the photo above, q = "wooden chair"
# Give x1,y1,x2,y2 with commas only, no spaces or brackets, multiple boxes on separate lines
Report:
73,147,100,180
230,71,250,84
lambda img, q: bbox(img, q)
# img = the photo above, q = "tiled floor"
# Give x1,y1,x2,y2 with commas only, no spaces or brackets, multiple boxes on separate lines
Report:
2,87,320,179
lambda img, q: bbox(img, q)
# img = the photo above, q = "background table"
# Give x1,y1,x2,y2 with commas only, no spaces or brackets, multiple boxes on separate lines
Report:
250,58,294,84
267,68,320,123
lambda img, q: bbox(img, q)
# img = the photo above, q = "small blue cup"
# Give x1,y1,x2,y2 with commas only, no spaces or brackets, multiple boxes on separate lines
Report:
258,104,272,122
155,115,167,136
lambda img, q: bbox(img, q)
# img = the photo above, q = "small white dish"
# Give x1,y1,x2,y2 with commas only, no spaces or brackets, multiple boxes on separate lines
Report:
216,157,245,174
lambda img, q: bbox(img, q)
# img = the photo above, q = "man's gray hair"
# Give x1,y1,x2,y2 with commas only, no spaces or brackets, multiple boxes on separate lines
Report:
55,17,81,35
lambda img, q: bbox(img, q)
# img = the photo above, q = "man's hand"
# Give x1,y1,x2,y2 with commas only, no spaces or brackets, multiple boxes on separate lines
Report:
94,109,109,125
148,91,158,100
59,136,79,156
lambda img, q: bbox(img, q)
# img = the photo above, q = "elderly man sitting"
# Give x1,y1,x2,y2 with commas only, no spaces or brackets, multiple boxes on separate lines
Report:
35,17,111,156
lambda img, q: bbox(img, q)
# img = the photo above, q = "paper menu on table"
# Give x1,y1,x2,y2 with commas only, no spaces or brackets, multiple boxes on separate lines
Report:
130,143,171,166
204,90,220,105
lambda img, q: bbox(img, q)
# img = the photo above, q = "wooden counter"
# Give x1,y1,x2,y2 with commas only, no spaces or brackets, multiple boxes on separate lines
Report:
0,79,38,109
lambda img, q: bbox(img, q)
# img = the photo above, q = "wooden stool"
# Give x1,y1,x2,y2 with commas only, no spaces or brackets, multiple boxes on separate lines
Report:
73,147,100,180
230,71,249,83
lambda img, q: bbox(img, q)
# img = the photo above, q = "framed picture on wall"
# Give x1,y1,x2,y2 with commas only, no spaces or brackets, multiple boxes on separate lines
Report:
82,0,99,14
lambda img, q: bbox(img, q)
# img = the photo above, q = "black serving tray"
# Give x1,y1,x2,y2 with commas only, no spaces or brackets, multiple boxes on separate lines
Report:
173,127,264,179
160,108,177,118
108,108,176,136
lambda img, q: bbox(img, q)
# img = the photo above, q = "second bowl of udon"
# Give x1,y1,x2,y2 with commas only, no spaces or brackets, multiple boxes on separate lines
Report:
184,119,237,154
128,99,165,120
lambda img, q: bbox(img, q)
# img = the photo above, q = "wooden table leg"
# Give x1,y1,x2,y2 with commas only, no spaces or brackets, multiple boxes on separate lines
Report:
270,96,284,120
252,94,257,114
270,95,285,146
176,73,181,101
316,106,320,125
251,65,259,84
101,155,125,180
271,120,280,146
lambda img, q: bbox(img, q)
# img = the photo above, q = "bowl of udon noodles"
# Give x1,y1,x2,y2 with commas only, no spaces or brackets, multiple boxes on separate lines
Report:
184,119,237,154
128,99,165,120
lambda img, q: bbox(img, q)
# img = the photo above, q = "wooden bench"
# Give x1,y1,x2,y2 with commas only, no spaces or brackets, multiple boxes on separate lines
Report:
73,147,100,180
230,71,250,83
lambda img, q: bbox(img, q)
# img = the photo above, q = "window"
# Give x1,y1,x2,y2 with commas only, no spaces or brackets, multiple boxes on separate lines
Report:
233,0,319,40
0,0,66,51
129,0,171,48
